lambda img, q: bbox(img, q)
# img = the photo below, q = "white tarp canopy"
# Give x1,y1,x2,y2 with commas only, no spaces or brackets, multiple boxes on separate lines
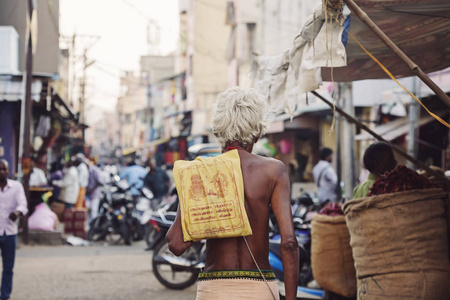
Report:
253,0,450,115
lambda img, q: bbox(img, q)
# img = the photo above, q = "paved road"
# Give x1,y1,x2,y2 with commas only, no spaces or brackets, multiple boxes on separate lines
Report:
11,240,197,300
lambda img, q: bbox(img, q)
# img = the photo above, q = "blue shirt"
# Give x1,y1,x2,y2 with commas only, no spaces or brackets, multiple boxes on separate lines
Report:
119,165,147,196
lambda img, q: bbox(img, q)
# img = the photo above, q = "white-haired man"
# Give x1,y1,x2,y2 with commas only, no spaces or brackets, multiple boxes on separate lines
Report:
167,87,299,300
0,159,28,300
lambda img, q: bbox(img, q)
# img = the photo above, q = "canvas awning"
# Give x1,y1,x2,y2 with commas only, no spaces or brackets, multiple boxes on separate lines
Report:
322,0,450,82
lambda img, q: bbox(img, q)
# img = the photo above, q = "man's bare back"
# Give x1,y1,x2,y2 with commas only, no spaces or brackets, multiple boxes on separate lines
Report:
167,148,299,299
204,149,292,271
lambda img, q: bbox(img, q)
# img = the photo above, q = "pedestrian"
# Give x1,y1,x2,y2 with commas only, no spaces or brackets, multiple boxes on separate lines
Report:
52,159,79,209
119,159,147,200
0,159,28,300
167,87,299,300
352,142,397,199
86,159,105,222
74,153,89,208
312,147,339,205
143,159,170,207
47,161,63,205
29,159,47,187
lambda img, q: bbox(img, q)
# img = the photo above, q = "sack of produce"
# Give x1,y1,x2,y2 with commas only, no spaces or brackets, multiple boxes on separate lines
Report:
311,203,356,298
343,180,450,299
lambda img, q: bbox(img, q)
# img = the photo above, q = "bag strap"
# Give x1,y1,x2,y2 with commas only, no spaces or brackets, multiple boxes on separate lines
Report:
243,236,277,300
317,165,331,188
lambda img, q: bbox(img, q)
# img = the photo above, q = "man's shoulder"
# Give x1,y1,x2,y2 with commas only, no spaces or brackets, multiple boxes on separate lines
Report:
7,179,24,189
244,154,286,175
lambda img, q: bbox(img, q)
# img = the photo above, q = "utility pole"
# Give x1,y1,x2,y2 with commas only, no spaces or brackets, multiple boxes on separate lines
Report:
69,33,76,107
78,48,95,139
19,0,37,244
260,0,265,54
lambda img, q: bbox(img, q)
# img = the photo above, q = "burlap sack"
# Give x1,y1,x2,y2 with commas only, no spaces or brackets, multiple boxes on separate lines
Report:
343,189,450,299
357,272,450,300
311,214,356,298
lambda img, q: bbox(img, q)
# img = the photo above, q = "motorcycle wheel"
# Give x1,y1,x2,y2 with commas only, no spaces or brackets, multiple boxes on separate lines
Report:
152,239,199,290
132,217,144,241
87,216,108,241
119,221,132,246
145,225,157,248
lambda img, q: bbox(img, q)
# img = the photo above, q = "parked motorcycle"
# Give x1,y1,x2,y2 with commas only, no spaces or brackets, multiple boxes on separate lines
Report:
133,185,155,242
145,185,179,249
145,188,207,290
87,177,140,245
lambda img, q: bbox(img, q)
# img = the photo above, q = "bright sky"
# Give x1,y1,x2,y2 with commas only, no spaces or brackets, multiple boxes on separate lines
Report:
59,0,179,123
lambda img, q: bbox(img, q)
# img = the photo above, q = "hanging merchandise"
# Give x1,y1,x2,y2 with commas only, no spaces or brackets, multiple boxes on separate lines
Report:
279,139,292,154
35,115,51,138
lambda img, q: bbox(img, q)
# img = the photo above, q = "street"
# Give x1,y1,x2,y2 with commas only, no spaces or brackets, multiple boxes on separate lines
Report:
12,241,197,300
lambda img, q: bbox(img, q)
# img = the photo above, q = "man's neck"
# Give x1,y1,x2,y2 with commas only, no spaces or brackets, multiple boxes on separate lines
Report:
0,179,7,190
224,142,253,153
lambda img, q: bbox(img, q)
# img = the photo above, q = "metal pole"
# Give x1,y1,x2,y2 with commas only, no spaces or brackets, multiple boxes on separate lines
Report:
344,0,450,107
407,77,420,170
341,83,356,200
335,90,342,200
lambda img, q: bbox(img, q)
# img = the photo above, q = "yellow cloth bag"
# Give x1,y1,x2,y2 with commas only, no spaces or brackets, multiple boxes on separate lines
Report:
173,150,252,242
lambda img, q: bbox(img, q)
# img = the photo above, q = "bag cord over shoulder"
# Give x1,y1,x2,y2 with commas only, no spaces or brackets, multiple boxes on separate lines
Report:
243,236,277,300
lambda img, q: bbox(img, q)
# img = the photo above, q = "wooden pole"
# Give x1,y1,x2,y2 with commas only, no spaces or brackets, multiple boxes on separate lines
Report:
311,91,448,181
343,0,450,108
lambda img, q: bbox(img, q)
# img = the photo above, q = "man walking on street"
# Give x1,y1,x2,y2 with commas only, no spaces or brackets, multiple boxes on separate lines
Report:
312,148,339,205
167,87,299,300
120,159,147,200
74,153,89,208
86,159,106,223
143,159,170,208
0,159,28,300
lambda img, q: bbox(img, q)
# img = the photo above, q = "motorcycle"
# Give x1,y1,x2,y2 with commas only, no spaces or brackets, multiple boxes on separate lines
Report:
145,189,207,290
133,186,155,242
87,176,140,245
144,185,179,249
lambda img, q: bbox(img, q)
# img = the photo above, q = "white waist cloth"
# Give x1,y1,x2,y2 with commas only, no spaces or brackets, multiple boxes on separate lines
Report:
196,278,279,300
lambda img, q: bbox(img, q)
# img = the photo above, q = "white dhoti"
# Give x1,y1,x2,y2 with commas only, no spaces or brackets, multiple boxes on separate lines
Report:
196,270,279,300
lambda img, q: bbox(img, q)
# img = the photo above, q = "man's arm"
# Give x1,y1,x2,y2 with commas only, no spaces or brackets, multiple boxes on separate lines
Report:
119,168,128,180
270,161,299,300
166,206,192,256
10,182,28,221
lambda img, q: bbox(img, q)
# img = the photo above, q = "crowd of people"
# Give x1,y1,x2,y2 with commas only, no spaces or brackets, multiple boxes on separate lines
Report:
25,154,171,232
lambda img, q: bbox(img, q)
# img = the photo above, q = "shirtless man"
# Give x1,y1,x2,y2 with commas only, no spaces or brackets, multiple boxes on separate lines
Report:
167,87,299,300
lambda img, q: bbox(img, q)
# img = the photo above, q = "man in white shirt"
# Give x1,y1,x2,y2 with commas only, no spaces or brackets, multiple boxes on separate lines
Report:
312,148,339,205
29,160,47,187
52,160,79,209
74,153,89,208
0,159,28,300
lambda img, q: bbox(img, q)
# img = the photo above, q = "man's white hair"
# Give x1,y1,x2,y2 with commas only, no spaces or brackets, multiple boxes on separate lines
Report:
0,159,8,170
211,87,268,148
